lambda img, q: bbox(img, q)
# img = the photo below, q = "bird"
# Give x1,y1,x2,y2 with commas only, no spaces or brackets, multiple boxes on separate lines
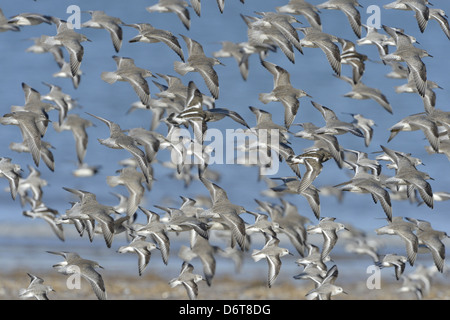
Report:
338,38,368,84
154,73,215,109
334,164,392,221
253,11,304,55
298,27,341,75
343,149,382,176
405,217,448,272
178,231,221,286
293,122,344,168
316,0,363,38
146,0,191,30
1,113,50,168
381,25,432,97
245,210,279,238
8,12,52,26
198,171,249,251
212,41,249,81
117,235,158,276
132,207,171,265
240,13,295,63
107,167,146,217
394,70,442,112
25,35,64,67
375,216,419,266
81,10,124,52
357,24,390,58
278,199,311,253
375,253,408,280
22,199,65,242
248,105,290,145
385,62,409,79
294,263,328,286
190,0,242,15
154,204,209,240
307,217,348,260
16,165,48,206
52,113,93,165
383,0,431,33
337,75,393,114
305,264,347,300
296,242,332,272
388,113,440,153
32,144,62,175
375,145,424,169
101,55,156,106
126,23,185,62
86,112,152,183
287,148,333,194
19,273,55,300
0,157,22,200
310,101,364,138
169,262,204,300
125,127,164,165
270,177,321,219
406,264,439,296
12,82,55,120
60,187,117,248
166,81,249,145
47,251,107,300
276,0,322,30
42,17,91,77
429,8,450,40
344,113,375,147
0,8,20,32
381,145,434,209
174,34,224,99
40,82,72,127
344,238,380,262
256,199,309,256
258,60,311,129
398,274,425,300
251,235,292,288
53,57,83,89
217,246,244,273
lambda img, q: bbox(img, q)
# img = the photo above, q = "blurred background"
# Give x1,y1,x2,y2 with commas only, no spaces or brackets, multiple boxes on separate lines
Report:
0,0,449,298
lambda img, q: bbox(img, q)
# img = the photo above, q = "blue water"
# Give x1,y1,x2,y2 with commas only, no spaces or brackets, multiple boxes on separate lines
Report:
0,0,449,288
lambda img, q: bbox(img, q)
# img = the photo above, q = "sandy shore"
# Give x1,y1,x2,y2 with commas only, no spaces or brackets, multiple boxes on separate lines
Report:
3,268,450,301
2,226,449,301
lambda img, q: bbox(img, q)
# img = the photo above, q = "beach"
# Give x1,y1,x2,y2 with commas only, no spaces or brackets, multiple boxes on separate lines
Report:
0,0,449,304
3,268,450,300
1,222,449,301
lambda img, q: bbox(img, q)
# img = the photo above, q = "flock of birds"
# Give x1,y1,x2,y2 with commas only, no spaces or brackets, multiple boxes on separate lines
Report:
1,0,449,300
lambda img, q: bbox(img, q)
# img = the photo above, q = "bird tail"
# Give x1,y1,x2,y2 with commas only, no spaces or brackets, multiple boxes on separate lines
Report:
101,72,119,84
173,61,190,76
258,93,273,104
18,289,27,298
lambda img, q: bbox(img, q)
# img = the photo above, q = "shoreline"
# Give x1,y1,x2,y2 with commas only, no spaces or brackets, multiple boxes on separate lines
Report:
3,268,450,300
2,225,449,300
